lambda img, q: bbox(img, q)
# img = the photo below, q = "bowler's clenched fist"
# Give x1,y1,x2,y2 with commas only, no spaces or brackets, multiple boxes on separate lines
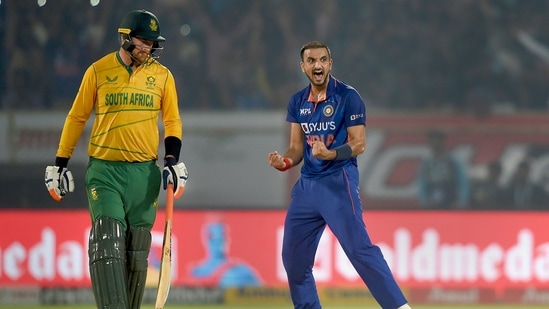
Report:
268,151,285,169
311,141,335,160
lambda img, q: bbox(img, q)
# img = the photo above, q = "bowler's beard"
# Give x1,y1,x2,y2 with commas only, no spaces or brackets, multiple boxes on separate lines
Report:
308,72,329,87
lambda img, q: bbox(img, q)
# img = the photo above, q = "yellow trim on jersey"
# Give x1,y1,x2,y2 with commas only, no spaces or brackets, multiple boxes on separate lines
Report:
56,51,182,162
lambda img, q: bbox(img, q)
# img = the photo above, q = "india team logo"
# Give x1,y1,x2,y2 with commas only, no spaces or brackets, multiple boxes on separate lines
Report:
323,105,334,117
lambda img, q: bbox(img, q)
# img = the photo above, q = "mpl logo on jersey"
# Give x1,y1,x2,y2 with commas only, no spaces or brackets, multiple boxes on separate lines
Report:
358,115,549,208
299,108,312,115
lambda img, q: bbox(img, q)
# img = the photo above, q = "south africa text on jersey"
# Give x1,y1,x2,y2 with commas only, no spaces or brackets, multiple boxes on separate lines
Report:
105,92,154,107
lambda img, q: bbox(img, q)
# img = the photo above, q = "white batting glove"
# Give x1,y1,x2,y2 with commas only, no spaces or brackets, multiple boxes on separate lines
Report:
162,159,188,199
45,166,75,201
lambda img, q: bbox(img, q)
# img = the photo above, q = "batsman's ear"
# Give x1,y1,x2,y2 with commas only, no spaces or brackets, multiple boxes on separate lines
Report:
122,40,135,52
121,34,135,52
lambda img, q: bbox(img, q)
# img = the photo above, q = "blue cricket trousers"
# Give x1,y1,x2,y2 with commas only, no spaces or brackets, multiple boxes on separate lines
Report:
282,164,407,309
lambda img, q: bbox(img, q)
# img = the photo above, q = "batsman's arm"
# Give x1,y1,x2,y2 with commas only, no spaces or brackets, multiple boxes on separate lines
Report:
56,65,97,159
161,70,182,141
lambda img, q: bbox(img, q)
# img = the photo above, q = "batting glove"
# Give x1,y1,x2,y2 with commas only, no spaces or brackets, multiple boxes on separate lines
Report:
162,157,188,199
45,165,75,201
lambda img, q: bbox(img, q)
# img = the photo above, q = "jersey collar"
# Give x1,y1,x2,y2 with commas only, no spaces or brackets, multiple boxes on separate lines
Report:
307,75,337,103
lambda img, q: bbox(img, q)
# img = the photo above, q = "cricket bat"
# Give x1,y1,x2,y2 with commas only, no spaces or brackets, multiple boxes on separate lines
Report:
155,183,174,309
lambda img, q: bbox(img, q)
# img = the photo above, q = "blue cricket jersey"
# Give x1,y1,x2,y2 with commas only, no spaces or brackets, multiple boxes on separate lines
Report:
286,76,366,178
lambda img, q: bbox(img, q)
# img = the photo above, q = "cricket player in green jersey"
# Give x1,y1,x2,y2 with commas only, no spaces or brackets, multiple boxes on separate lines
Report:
44,9,188,308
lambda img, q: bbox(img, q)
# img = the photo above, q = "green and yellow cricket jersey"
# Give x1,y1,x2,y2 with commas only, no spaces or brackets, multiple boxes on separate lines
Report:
56,51,182,162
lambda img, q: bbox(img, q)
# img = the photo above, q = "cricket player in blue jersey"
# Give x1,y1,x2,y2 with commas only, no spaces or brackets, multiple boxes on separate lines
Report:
268,41,411,309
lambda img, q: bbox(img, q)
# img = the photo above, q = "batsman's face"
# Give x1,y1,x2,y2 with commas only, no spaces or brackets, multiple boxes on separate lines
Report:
131,37,154,62
301,48,332,87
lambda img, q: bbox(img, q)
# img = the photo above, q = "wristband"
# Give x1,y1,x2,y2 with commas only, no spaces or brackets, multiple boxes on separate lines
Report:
55,157,70,168
334,144,352,160
164,156,177,167
276,157,292,172
164,136,182,161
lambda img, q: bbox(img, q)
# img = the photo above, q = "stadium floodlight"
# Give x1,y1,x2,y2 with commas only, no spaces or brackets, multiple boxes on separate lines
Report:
90,0,100,6
37,0,46,6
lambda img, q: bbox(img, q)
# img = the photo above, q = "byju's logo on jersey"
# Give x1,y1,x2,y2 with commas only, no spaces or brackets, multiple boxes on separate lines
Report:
146,76,156,89
300,108,312,115
300,121,336,134
323,105,334,117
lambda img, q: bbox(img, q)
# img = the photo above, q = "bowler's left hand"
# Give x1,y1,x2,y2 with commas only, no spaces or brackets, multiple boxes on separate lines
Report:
311,141,335,160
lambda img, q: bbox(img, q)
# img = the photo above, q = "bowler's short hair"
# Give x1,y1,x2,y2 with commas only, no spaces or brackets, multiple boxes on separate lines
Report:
300,41,332,61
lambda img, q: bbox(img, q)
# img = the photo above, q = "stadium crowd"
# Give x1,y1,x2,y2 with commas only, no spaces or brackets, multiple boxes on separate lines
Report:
1,1,548,210
2,0,549,112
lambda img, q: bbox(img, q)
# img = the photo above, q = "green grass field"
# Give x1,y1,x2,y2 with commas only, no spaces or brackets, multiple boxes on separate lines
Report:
2,305,547,309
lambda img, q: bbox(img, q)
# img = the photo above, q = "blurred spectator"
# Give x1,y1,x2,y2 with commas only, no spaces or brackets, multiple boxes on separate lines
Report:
1,68,43,110
470,160,505,209
3,1,549,111
51,28,86,106
416,130,470,209
180,0,259,109
3,2,52,109
0,4,5,98
500,160,548,210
